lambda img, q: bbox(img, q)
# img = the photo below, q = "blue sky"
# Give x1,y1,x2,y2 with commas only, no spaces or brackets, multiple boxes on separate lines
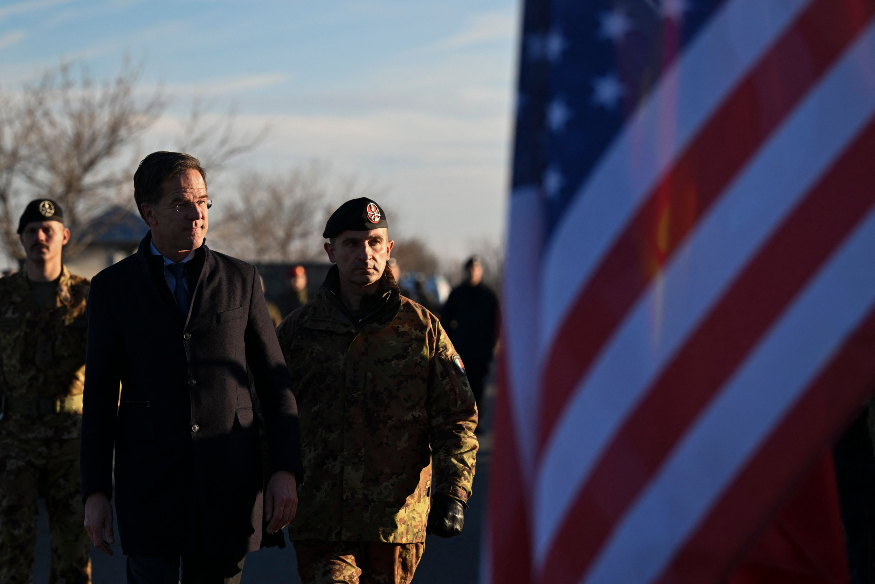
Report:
0,0,520,259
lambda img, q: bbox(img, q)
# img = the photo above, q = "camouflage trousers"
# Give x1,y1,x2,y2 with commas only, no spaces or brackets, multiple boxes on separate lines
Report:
0,437,91,584
294,540,425,584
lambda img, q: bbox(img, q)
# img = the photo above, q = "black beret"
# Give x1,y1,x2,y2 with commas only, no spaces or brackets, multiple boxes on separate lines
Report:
323,197,388,239
17,199,64,234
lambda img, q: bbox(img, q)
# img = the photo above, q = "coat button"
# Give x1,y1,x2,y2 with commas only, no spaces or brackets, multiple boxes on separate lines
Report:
188,379,196,386
183,332,191,340
191,424,199,433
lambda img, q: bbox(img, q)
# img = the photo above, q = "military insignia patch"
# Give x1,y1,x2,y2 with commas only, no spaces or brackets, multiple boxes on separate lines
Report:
39,200,55,217
452,354,466,374
366,202,381,224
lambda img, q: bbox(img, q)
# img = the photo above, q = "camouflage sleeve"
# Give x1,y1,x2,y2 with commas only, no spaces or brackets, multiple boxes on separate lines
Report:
427,321,479,504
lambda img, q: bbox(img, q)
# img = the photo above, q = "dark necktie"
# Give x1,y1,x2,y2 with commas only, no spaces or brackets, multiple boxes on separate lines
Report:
167,262,190,316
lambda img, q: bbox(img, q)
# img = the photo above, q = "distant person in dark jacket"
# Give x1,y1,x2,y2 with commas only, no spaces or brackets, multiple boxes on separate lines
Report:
441,256,500,415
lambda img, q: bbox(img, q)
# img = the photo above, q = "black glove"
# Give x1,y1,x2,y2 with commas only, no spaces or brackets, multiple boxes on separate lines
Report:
427,495,465,538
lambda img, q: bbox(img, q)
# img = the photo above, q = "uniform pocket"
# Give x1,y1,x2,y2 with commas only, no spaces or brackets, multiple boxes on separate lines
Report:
216,306,246,324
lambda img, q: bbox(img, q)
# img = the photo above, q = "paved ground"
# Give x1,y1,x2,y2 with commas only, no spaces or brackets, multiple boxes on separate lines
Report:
33,389,493,583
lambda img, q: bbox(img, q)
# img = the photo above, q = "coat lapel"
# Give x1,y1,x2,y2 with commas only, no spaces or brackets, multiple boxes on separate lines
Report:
136,232,208,326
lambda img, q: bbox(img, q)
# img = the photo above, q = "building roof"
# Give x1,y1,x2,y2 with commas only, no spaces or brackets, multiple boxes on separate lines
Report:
75,206,148,247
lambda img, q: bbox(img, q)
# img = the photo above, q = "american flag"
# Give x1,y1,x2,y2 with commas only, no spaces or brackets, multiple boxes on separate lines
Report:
486,0,875,583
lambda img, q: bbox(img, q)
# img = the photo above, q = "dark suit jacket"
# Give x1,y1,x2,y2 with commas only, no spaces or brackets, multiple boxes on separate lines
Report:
80,233,303,557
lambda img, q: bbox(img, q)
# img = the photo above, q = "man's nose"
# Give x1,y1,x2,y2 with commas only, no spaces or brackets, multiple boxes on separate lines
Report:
185,203,205,219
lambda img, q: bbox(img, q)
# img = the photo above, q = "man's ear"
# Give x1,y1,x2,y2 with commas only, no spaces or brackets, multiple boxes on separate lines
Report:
141,203,158,226
61,227,71,246
386,239,394,256
324,241,336,263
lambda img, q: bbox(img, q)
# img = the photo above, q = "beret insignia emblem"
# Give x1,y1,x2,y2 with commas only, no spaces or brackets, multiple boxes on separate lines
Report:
366,202,381,224
39,200,55,217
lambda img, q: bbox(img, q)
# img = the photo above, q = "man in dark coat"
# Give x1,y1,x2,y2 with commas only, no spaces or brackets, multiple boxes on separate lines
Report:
441,256,500,411
80,152,303,584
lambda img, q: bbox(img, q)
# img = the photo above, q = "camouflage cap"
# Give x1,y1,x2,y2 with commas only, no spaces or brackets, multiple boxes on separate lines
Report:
323,197,388,239
17,199,64,234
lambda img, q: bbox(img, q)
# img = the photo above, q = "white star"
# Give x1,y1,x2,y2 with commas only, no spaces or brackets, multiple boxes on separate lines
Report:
543,165,565,200
661,0,690,20
598,8,633,43
526,34,545,61
544,28,568,62
591,73,625,109
546,98,572,132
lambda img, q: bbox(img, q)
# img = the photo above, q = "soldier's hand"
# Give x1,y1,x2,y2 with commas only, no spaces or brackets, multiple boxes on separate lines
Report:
265,470,298,534
84,492,115,556
427,495,465,538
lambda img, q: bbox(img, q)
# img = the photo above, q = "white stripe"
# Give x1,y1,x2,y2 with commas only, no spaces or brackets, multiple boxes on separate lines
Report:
532,19,875,569
581,181,875,584
503,185,546,478
537,0,812,363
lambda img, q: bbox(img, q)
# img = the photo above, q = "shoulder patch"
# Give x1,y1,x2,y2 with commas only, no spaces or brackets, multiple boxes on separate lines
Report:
452,354,466,374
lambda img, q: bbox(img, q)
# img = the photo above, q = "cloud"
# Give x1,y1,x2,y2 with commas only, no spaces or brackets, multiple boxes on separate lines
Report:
162,73,288,99
0,30,25,50
0,0,78,25
436,8,517,49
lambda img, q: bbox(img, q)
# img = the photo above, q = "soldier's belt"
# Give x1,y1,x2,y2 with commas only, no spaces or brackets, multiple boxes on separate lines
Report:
2,394,83,417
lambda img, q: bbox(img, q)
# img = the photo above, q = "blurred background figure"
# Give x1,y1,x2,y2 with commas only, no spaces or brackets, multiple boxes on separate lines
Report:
387,257,411,296
260,275,283,328
441,256,499,425
277,264,308,318
390,257,440,313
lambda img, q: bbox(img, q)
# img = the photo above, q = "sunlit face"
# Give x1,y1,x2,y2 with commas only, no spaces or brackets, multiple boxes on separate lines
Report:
291,274,307,292
324,228,394,287
19,221,70,265
141,169,209,254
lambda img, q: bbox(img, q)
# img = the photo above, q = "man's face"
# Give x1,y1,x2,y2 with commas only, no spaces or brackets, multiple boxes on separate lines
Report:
467,262,483,285
324,228,394,287
19,221,70,265
141,168,209,253
291,274,307,292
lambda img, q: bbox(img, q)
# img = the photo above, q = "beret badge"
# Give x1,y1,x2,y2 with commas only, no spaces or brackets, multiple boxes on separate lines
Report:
366,202,381,224
39,200,55,217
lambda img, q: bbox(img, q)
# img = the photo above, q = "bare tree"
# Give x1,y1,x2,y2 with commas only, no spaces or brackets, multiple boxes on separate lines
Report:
211,161,384,262
0,60,164,260
392,238,440,275
175,99,269,175
0,85,43,257
0,60,272,264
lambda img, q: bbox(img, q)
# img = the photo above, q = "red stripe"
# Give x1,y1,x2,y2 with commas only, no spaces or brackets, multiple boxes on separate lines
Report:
655,303,875,584
536,0,875,452
534,108,875,584
487,347,533,584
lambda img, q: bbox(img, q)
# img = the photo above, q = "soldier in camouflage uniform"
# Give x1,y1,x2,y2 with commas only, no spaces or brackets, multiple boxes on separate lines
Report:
276,198,478,584
0,199,91,584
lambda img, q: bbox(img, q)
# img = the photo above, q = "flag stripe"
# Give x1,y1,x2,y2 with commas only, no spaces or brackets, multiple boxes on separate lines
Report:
537,0,811,359
537,104,875,584
532,15,875,570
581,188,875,584
502,185,545,474
485,349,532,584
658,302,875,583
535,0,875,452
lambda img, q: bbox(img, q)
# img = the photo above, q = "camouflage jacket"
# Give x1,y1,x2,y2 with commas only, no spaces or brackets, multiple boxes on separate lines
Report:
276,266,478,543
0,267,89,441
